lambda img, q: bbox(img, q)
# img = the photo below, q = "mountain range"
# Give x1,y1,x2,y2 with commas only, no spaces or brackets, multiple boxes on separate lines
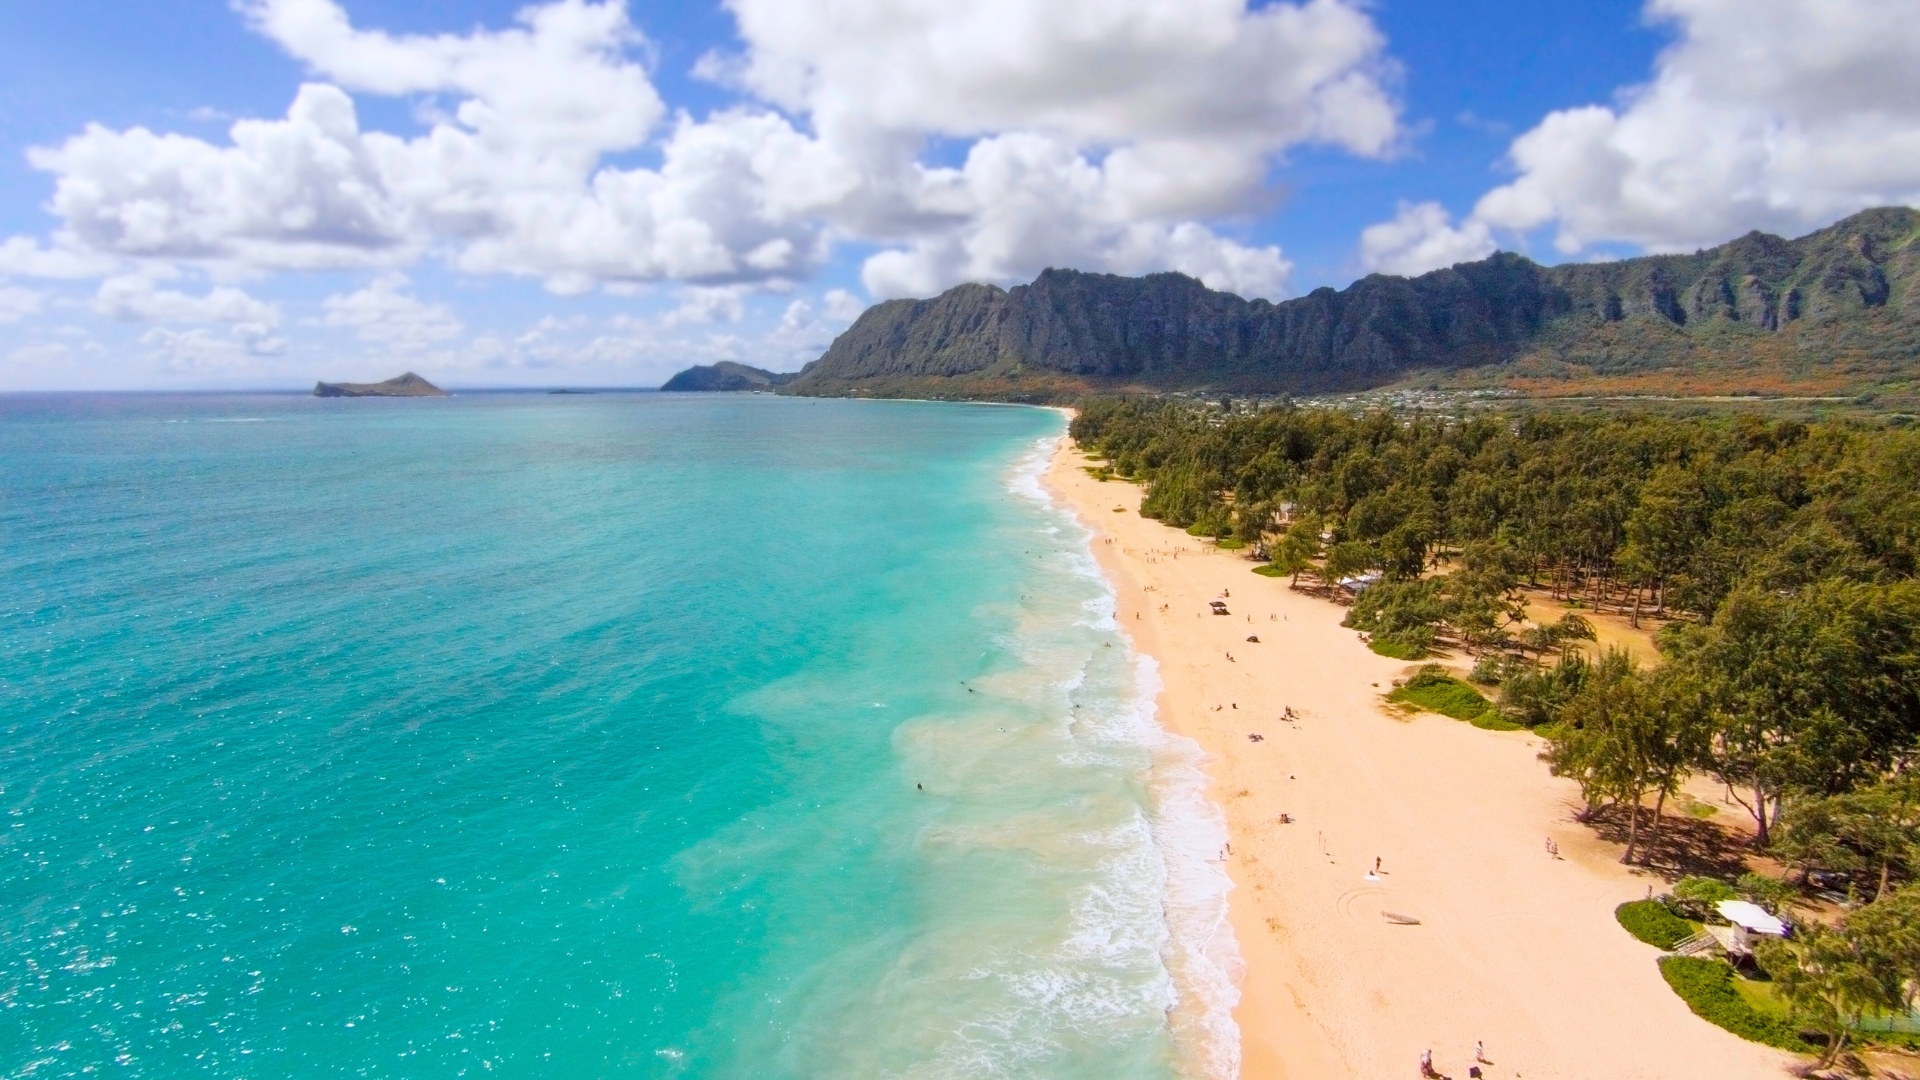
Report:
772,207,1920,404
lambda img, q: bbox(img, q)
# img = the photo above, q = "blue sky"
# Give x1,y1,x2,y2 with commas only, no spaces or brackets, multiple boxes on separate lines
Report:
0,0,1913,389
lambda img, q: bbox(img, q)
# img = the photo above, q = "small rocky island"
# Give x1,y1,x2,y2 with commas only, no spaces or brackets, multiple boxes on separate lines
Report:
313,372,448,397
660,361,796,392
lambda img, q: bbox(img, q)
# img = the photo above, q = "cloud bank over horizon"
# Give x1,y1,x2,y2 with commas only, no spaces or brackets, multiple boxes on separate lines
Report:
1,0,1918,388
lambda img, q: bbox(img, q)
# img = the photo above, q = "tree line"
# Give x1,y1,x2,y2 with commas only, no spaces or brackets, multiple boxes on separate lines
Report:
1071,399,1920,869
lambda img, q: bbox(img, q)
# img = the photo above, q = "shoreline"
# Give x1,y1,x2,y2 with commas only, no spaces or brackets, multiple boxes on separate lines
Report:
1039,435,1795,1080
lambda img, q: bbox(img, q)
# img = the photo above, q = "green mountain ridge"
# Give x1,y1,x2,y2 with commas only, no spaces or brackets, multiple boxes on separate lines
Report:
782,207,1920,403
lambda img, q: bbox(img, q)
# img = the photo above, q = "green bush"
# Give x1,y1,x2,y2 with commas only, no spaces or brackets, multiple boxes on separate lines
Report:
1388,666,1495,721
1495,651,1591,728
1469,652,1524,686
1616,900,1695,949
1343,578,1446,640
1369,637,1427,660
1658,957,1813,1052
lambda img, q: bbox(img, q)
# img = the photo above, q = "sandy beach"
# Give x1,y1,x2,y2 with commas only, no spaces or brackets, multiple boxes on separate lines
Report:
1041,436,1795,1080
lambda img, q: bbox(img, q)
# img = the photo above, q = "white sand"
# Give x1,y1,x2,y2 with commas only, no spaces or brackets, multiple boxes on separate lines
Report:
1043,438,1795,1080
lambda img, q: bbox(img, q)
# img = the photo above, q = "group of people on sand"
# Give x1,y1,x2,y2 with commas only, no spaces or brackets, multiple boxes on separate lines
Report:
1420,1041,1490,1079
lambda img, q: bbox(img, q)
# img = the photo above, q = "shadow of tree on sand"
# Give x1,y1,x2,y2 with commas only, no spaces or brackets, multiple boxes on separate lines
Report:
1575,802,1753,881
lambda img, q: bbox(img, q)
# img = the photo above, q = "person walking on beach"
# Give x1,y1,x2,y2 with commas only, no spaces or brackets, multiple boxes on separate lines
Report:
1474,1040,1487,1064
1419,1048,1436,1078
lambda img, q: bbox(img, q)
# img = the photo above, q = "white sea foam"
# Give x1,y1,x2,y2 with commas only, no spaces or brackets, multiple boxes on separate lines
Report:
1001,433,1244,1080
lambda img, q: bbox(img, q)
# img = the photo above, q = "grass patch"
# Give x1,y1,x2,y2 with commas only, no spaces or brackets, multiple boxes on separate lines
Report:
1658,956,1813,1052
1731,977,1794,1021
1214,539,1247,550
1675,792,1720,819
1082,466,1112,481
1252,565,1288,578
1386,665,1495,722
1369,637,1427,660
1615,900,1695,950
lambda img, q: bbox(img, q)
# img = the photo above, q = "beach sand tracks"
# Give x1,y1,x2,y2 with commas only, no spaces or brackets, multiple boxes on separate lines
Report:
1335,885,1399,925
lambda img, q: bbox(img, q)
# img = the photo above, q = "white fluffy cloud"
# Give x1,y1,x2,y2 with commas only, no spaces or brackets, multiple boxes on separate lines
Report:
0,286,47,324
857,132,1296,299
1471,0,1920,254
0,236,118,279
718,0,1395,153
94,275,280,327
322,273,463,348
716,0,1394,298
21,0,1398,304
822,288,864,323
89,274,286,356
27,2,846,290
1358,202,1495,276
34,84,408,270
140,327,286,372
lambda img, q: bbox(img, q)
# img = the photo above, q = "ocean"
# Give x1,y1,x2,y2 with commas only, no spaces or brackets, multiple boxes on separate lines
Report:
0,392,1236,1079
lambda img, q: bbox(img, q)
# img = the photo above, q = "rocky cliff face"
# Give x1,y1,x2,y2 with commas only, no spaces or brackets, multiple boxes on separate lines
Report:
785,207,1920,397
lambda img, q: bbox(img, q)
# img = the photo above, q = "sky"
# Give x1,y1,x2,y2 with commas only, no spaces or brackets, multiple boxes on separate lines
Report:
1,0,1917,390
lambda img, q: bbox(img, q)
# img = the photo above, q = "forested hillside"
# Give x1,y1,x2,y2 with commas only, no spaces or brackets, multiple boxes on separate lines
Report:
787,208,1920,403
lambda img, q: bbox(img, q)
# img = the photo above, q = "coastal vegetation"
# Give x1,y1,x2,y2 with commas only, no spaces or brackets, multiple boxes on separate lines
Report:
1386,666,1508,727
1074,396,1920,1061
1658,956,1813,1052
1614,899,1695,950
1073,399,1920,863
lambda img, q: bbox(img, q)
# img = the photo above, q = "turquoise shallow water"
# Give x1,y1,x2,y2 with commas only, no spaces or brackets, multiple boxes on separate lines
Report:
0,393,1236,1079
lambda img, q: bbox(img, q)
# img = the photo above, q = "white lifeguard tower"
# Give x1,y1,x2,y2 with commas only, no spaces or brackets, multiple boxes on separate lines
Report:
1710,900,1789,958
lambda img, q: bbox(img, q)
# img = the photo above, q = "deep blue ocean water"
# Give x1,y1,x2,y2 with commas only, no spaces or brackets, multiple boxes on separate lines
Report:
0,393,1235,1079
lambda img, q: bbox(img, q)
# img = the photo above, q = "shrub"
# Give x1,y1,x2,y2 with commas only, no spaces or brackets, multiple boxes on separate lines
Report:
1388,666,1494,722
1469,652,1525,686
1343,578,1446,640
1495,651,1591,728
1657,957,1813,1052
1369,636,1427,660
1616,900,1694,949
